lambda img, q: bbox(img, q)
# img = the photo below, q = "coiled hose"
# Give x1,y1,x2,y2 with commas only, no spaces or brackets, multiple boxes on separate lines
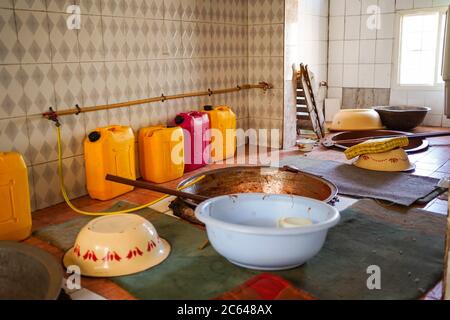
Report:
56,125,203,216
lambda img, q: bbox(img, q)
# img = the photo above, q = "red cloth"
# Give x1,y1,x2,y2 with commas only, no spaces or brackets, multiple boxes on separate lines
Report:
215,274,316,300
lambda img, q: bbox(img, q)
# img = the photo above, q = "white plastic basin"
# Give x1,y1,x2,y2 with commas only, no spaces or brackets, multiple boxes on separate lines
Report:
195,194,340,271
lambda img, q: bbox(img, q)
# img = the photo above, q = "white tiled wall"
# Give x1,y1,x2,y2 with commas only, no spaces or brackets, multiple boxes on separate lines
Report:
327,0,450,127
284,0,329,148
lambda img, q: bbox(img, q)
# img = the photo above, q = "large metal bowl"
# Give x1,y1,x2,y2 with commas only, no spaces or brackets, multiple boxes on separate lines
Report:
0,242,63,300
374,106,431,131
178,166,338,203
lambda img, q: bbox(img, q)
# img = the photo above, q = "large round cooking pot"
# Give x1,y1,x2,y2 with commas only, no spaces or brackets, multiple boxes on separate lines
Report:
178,166,338,203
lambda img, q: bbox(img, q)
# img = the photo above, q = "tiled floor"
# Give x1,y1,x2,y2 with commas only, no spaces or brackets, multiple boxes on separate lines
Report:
28,126,450,300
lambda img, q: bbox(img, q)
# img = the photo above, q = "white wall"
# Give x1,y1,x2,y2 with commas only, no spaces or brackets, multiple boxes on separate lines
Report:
328,0,450,127
284,0,329,147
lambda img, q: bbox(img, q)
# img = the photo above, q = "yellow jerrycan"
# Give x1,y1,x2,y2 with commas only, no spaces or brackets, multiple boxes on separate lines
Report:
0,152,32,241
204,105,237,161
84,126,136,201
139,126,185,183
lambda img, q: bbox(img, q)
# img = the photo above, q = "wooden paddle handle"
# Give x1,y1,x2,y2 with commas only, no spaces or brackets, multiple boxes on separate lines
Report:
106,175,210,203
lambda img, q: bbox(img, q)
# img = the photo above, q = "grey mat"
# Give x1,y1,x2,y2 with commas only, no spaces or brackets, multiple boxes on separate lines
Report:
34,200,446,300
280,156,444,206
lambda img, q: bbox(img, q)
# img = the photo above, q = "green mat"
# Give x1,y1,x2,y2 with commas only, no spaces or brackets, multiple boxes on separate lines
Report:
34,200,446,300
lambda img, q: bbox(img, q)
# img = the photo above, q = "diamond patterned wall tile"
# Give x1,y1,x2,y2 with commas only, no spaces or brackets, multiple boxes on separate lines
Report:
105,61,128,104
194,0,211,22
124,0,142,17
162,20,182,58
52,62,83,111
126,61,149,100
162,59,185,95
0,8,21,64
248,0,272,25
164,0,182,20
27,117,58,164
0,117,30,164
80,62,107,109
211,23,224,57
15,10,51,63
147,59,164,96
126,18,148,60
248,87,271,119
0,65,26,118
27,166,37,212
0,0,291,211
165,99,185,122
147,102,167,125
248,24,270,57
101,0,127,16
181,0,195,21
268,88,284,120
32,161,63,210
77,15,104,61
210,0,225,23
129,103,147,132
270,23,284,57
102,16,127,61
271,0,284,24
183,58,200,92
237,25,248,56
59,113,86,157
48,12,79,63
14,0,46,10
130,102,167,132
248,56,270,83
147,19,163,59
108,106,130,126
74,0,101,15
181,21,202,58
84,109,108,134
46,0,75,12
21,63,56,116
269,56,284,88
181,22,194,59
145,0,164,19
61,155,87,199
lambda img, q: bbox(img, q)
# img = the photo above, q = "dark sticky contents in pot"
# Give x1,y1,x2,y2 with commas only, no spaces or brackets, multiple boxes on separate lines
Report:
182,168,331,200
170,167,336,226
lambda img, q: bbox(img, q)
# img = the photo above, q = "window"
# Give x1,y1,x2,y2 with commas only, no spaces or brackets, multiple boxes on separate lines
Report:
397,9,447,88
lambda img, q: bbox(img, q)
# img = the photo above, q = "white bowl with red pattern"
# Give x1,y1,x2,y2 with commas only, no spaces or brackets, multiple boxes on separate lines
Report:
63,214,171,277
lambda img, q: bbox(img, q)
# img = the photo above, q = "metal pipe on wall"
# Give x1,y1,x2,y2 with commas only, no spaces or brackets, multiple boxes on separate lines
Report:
42,82,273,121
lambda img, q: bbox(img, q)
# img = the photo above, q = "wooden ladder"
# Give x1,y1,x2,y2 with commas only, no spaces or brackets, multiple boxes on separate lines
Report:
296,64,325,139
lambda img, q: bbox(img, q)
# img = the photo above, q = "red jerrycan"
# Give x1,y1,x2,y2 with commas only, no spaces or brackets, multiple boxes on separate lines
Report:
175,111,211,172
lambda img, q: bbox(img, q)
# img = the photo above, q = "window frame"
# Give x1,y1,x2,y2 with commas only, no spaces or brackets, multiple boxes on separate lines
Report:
392,7,448,91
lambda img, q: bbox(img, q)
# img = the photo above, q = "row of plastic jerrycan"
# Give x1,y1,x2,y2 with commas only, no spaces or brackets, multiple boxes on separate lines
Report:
85,106,236,201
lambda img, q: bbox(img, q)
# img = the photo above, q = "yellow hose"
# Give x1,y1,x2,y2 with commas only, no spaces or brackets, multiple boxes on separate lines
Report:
56,125,204,216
